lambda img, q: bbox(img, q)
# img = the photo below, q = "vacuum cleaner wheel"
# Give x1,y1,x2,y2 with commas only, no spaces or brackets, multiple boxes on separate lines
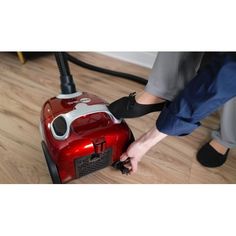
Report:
41,141,62,184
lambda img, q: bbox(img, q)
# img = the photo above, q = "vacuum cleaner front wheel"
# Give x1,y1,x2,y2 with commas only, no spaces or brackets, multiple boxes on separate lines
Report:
41,141,62,184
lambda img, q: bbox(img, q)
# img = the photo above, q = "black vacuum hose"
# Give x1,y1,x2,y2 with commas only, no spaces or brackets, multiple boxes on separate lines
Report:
55,52,71,77
65,52,148,85
55,52,77,94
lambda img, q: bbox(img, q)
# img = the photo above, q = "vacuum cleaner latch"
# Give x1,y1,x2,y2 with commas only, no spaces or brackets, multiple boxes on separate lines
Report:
93,137,106,154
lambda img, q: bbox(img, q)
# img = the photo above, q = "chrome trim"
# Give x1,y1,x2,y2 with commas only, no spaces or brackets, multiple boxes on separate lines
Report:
56,91,83,99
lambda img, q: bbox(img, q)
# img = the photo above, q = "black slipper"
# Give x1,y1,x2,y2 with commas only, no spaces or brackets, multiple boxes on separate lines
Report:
196,142,230,168
108,92,166,119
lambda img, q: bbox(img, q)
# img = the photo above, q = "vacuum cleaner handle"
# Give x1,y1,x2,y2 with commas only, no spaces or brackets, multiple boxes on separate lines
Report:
51,103,121,140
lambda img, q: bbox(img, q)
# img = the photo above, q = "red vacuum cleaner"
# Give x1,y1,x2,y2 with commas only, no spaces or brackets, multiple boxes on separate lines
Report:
40,52,134,183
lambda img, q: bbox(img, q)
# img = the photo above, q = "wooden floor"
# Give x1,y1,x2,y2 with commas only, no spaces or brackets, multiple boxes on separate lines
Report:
0,52,236,184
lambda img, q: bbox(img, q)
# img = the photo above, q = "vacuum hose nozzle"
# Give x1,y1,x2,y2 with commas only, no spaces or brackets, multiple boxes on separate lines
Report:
55,52,77,94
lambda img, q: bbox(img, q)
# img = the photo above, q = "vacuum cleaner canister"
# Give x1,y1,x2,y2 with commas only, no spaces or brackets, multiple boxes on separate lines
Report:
40,91,134,184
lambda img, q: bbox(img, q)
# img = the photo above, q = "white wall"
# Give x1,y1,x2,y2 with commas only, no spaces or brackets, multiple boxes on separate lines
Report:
99,52,157,68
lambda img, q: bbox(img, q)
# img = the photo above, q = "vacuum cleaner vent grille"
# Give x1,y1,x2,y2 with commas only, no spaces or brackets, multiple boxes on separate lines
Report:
75,148,112,178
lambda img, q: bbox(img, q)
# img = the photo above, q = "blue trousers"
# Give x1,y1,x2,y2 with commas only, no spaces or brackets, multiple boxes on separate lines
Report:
156,53,236,136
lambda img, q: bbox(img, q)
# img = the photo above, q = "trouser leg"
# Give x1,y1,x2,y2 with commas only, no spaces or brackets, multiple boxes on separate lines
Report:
156,53,236,136
145,52,204,101
212,97,236,148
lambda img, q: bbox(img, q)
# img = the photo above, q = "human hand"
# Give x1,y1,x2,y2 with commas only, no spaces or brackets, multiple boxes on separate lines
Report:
120,127,167,173
120,140,148,173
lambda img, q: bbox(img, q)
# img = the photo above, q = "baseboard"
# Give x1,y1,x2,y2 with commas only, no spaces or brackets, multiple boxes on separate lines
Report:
99,52,157,68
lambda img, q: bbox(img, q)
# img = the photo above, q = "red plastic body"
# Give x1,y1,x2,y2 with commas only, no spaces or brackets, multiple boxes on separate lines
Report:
40,92,133,183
